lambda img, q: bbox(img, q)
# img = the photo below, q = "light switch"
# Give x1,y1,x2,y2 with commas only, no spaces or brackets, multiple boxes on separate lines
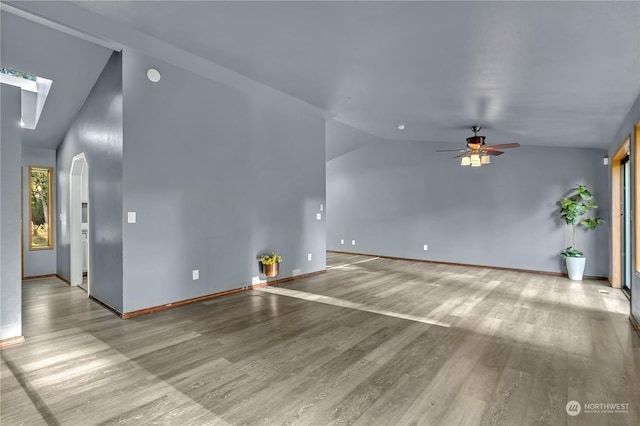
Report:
320,204,324,211
351,240,356,245
127,212,136,223
307,253,312,261
316,213,322,220
192,270,199,280
340,239,344,245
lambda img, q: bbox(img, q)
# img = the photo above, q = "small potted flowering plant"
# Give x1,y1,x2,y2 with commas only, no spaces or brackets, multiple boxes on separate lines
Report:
259,252,282,277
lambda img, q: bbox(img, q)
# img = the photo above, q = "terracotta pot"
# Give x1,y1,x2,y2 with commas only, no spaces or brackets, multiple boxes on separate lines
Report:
262,262,279,278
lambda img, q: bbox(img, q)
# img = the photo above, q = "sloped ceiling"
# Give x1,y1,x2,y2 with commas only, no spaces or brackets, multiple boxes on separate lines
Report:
6,1,640,149
0,11,113,149
73,1,640,148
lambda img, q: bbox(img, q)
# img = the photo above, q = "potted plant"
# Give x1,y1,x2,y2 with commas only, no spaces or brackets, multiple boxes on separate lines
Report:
558,185,605,280
259,252,282,278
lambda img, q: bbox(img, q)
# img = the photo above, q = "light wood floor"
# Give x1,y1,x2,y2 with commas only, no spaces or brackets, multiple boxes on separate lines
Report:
2,252,639,425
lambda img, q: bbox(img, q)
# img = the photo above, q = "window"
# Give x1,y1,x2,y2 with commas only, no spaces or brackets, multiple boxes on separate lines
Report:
29,166,53,250
0,66,37,81
0,66,52,130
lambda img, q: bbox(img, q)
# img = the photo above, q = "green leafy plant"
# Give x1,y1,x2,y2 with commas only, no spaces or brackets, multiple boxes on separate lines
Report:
258,252,282,265
560,247,584,257
558,185,605,257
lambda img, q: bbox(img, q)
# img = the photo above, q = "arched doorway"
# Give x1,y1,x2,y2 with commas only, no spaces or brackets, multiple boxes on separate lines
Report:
70,153,90,294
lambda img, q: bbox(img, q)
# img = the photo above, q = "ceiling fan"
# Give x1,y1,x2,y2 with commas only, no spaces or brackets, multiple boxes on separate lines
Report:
436,126,520,166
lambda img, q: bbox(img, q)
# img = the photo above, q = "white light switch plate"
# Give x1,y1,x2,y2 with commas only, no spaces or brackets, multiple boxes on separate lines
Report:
127,212,136,223
340,239,344,245
307,253,312,261
351,240,356,245
316,213,322,220
192,270,199,280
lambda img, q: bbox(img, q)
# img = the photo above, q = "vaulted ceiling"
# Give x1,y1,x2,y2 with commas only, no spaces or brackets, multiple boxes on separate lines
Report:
0,11,112,149
5,1,640,149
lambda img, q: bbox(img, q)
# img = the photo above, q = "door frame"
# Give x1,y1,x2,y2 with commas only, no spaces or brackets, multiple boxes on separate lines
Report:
611,137,630,288
621,154,631,293
69,153,89,294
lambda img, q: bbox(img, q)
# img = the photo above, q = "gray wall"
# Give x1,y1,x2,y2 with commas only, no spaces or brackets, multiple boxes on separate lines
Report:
120,50,326,312
326,120,384,161
327,121,609,277
608,93,640,325
57,51,123,311
22,146,57,277
1,85,22,340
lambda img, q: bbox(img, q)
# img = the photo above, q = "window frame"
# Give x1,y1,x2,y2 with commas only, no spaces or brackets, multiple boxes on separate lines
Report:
28,166,54,250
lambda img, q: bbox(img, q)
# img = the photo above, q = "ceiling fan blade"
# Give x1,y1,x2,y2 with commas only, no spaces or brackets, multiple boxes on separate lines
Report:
452,152,468,158
483,143,520,150
436,149,466,152
484,150,504,156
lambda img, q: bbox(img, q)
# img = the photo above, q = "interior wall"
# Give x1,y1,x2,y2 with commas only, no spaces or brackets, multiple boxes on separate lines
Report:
326,120,384,161
121,50,326,312
57,51,123,311
608,93,640,325
327,121,609,277
21,146,56,277
0,85,23,340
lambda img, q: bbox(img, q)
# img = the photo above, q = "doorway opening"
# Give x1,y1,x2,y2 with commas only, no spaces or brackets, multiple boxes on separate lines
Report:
611,138,630,289
622,154,631,296
70,153,89,294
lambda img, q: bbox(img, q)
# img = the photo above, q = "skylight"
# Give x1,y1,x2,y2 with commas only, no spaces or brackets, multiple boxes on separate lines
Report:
0,67,37,81
0,66,52,130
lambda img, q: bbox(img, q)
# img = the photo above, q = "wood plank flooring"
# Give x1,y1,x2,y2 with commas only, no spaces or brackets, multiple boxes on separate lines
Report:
2,252,639,425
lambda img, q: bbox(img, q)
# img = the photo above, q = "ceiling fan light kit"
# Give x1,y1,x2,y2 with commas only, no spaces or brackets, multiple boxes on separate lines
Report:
439,126,520,167
461,153,491,166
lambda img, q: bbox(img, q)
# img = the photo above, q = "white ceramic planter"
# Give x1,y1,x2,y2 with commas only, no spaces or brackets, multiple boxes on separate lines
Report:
565,256,586,281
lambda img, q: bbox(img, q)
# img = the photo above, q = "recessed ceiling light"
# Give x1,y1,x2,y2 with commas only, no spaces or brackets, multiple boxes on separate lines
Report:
397,124,406,130
19,119,24,127
146,68,161,83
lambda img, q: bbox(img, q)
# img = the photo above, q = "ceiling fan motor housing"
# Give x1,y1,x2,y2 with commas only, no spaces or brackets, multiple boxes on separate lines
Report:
466,135,485,148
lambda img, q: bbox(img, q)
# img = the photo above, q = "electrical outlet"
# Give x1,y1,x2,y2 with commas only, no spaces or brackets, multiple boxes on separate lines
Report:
351,240,356,245
423,244,428,251
307,253,312,261
192,270,199,280
316,213,322,220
